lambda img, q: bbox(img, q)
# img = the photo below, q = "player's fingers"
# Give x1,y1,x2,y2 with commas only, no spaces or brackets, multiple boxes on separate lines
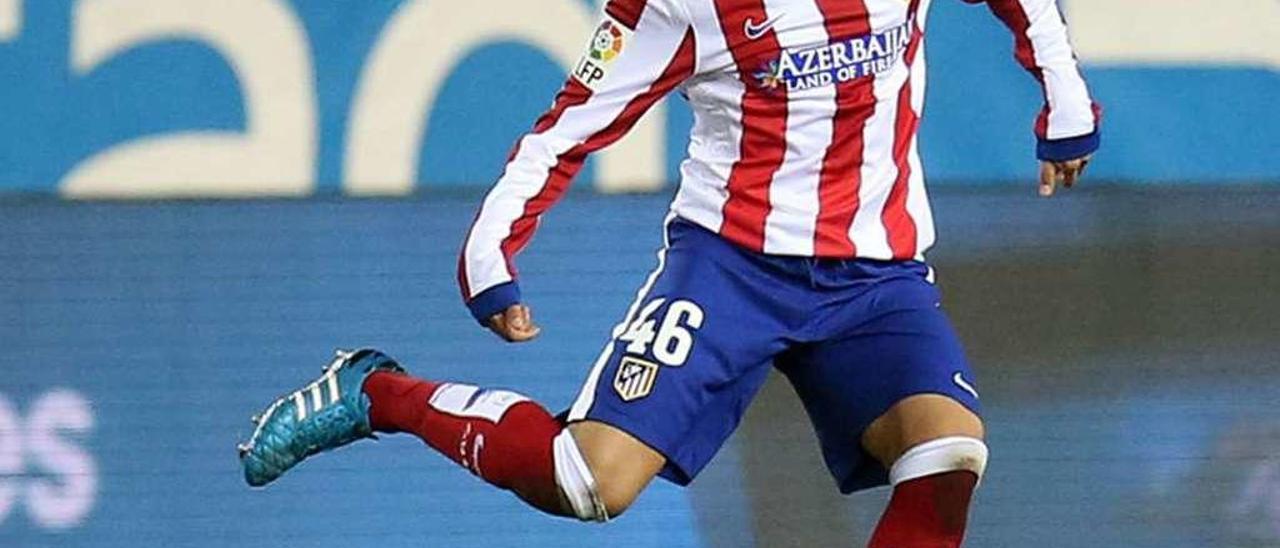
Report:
1039,162,1058,197
1070,155,1093,179
504,305,541,342
509,305,540,335
1062,162,1079,188
509,324,542,343
506,305,529,330
486,306,529,342
505,323,540,342
487,314,514,342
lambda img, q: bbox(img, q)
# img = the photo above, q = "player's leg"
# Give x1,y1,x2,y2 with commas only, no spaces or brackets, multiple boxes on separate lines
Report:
778,275,986,547
862,395,986,548
238,348,661,521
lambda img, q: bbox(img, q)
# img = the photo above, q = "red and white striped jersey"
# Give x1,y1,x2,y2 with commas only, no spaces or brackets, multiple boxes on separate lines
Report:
459,0,1099,319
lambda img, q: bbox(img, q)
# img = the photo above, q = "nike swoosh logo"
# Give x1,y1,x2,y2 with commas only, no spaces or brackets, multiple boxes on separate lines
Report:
953,372,980,399
744,13,785,41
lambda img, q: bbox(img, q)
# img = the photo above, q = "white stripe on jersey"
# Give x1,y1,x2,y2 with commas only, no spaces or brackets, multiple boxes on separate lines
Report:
848,0,912,260
760,0,832,256
904,1,935,259
671,8,742,235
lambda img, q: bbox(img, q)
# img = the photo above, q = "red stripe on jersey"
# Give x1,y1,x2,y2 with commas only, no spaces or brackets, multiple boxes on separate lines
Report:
605,0,648,30
988,0,1043,83
986,0,1050,138
498,31,699,276
812,0,875,257
714,0,788,252
882,12,924,261
1034,104,1050,139
533,79,594,134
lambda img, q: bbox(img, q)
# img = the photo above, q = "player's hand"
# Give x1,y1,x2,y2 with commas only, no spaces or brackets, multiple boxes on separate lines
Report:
487,304,542,343
1038,155,1092,197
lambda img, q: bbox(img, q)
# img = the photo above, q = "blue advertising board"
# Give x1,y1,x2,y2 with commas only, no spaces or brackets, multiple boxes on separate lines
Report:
3,193,1280,546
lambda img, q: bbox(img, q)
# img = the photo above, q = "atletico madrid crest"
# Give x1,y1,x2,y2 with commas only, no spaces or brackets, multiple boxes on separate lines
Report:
614,356,660,402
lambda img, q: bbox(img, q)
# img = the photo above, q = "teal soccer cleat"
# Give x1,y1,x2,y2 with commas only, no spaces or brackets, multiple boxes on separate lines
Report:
238,349,404,487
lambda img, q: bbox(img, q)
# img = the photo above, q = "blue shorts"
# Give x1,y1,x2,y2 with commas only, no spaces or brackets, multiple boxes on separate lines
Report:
565,217,981,494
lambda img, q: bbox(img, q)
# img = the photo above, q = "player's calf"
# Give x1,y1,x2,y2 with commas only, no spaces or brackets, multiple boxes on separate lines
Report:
360,363,663,521
868,436,988,547
864,395,988,548
361,369,593,517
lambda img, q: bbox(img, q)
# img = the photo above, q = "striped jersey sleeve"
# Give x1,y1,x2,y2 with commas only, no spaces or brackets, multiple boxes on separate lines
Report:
974,0,1102,161
458,0,697,324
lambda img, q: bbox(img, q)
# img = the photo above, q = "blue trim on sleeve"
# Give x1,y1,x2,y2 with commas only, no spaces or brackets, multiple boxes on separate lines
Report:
467,281,521,326
1037,131,1101,162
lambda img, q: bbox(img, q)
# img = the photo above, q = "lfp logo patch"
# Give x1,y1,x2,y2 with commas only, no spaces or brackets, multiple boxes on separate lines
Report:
575,19,630,89
591,21,625,62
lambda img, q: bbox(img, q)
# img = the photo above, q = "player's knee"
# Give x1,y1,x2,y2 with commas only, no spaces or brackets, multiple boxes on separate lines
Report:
592,474,642,518
553,430,609,522
890,436,989,485
865,394,985,466
553,427,655,521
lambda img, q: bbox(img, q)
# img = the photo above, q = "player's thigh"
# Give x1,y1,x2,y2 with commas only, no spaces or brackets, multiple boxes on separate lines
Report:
569,285,784,489
780,284,983,492
566,218,792,492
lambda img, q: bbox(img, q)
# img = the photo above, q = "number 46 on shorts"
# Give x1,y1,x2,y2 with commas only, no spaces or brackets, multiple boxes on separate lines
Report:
617,298,704,367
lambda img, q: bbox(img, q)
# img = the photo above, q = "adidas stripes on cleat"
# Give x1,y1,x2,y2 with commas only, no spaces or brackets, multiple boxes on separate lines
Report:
238,349,404,487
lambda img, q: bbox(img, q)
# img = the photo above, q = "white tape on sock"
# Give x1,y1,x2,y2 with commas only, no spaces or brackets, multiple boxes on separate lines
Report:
889,436,989,485
552,430,608,522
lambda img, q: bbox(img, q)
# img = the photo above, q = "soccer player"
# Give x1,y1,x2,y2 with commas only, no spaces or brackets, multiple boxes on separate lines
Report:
240,0,1098,545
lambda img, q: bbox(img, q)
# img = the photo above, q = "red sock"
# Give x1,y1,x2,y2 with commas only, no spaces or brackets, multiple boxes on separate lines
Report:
363,371,564,509
868,471,978,548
